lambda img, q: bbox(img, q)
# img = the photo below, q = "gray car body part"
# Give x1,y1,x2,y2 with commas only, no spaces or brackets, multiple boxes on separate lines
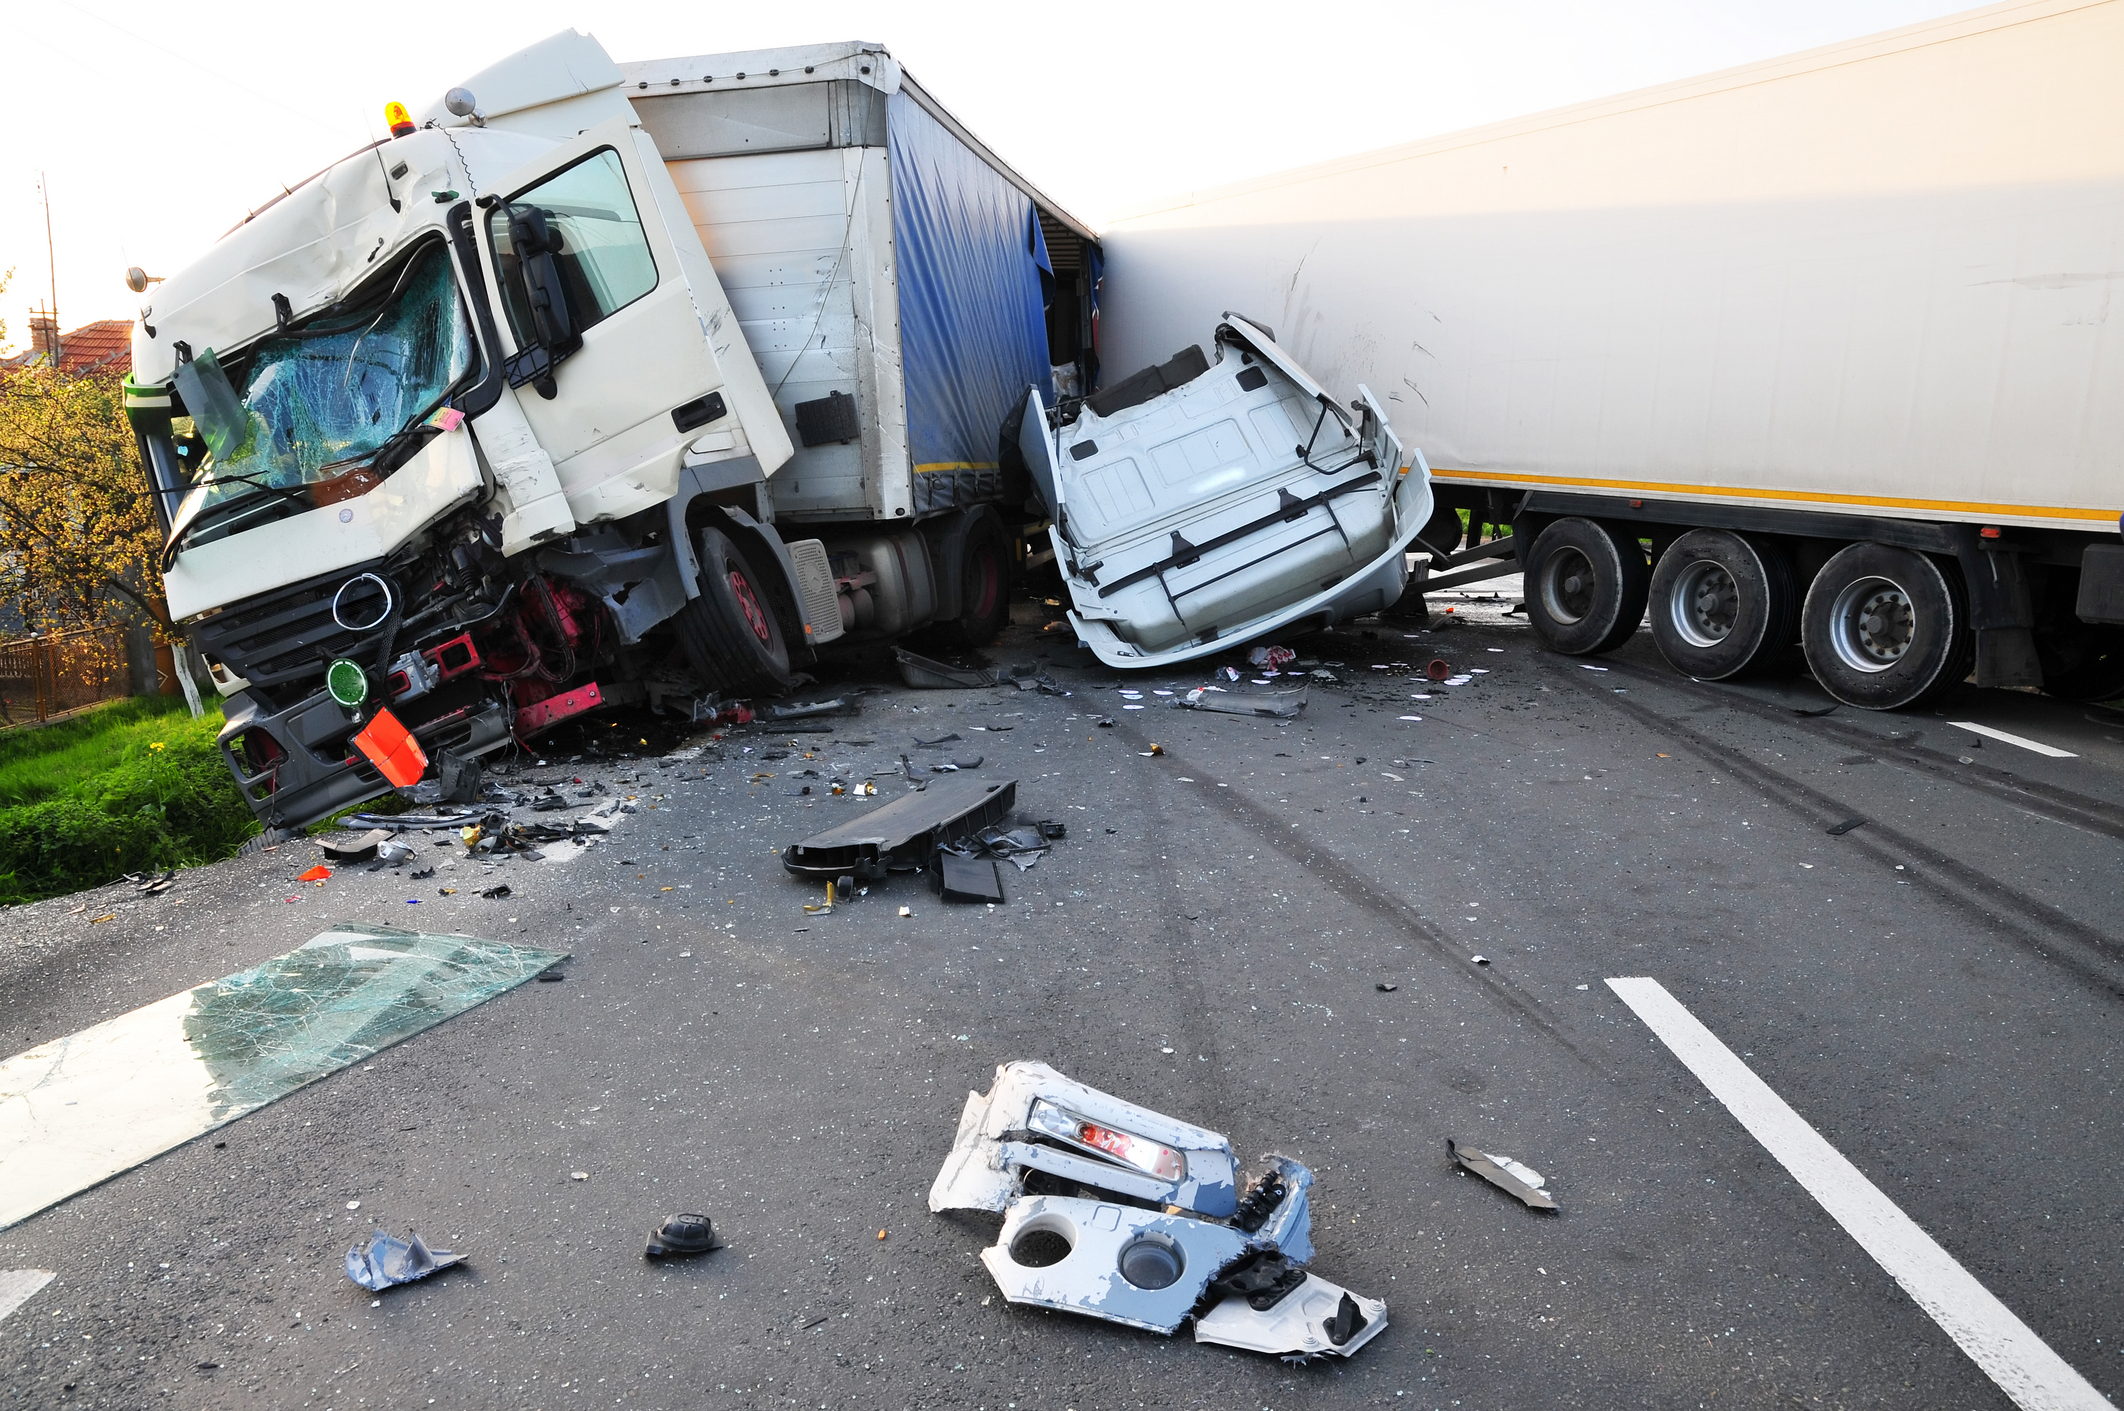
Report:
1448,1137,1559,1211
930,1062,1385,1357
1022,315,1432,671
782,776,1017,879
345,1230,464,1291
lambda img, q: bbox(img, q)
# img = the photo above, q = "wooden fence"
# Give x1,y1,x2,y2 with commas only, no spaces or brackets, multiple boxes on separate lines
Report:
0,626,130,725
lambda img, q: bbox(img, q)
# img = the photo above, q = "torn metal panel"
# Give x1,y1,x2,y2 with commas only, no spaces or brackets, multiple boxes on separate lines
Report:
931,1062,1385,1358
345,1230,465,1291
1448,1137,1558,1210
783,776,1017,879
982,1195,1250,1334
1026,314,1432,670
929,1061,1237,1217
1194,1273,1388,1360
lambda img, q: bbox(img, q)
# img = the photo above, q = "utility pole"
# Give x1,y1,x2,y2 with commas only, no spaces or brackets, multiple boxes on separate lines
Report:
39,171,59,365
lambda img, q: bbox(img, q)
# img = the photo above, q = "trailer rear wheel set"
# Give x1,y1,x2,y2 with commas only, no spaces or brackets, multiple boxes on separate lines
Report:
1522,516,1980,710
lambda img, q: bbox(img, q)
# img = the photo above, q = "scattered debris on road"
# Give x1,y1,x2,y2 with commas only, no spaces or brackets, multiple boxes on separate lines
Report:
1448,1138,1559,1211
782,777,1018,880
345,1230,465,1291
644,1213,723,1259
930,1061,1387,1360
1826,817,1868,835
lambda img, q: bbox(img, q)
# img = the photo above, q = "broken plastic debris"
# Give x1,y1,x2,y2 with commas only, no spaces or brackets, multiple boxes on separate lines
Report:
297,865,331,882
930,1061,1383,1358
1448,1138,1558,1211
1471,954,1490,965
1826,817,1867,835
1425,659,1451,681
321,830,390,862
937,851,1005,903
1246,645,1296,670
1182,686,1306,718
895,647,999,689
784,776,1017,880
644,1213,722,1259
345,1230,465,1291
1375,982,1399,992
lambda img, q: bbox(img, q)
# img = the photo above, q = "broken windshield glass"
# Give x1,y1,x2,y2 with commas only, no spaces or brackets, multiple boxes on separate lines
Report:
166,242,473,551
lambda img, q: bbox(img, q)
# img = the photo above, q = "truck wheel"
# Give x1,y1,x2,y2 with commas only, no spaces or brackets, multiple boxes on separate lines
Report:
927,513,1013,648
1648,530,1798,680
1525,518,1649,655
674,526,795,696
1800,543,1971,709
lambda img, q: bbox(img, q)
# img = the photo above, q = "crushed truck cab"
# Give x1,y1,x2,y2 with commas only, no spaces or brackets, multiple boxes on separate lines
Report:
127,31,809,832
1024,316,1431,669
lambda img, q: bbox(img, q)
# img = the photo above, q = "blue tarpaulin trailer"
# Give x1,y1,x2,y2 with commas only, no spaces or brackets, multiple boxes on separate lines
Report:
626,44,1100,532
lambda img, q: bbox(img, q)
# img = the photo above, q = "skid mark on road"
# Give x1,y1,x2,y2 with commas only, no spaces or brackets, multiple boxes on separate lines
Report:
1556,668,2124,999
1609,977,2114,1411
1107,718,1602,1073
1601,659,2124,842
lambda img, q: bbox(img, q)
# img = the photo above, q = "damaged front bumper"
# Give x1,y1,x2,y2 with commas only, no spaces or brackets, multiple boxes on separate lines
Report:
1021,315,1433,671
929,1061,1387,1361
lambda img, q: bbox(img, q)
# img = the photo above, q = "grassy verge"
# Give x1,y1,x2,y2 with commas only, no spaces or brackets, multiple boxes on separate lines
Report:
0,696,258,905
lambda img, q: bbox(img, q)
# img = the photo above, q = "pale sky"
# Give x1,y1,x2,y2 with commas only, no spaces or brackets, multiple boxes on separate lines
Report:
5,0,1981,354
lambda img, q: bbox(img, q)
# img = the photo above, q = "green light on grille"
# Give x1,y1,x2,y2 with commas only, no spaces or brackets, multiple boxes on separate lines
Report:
326,658,369,707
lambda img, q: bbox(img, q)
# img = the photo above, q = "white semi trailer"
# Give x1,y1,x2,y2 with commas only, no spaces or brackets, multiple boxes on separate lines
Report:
124,32,1102,833
1097,0,2124,708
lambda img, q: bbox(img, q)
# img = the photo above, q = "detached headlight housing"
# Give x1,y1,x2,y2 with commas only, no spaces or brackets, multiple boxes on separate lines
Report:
1027,1098,1185,1182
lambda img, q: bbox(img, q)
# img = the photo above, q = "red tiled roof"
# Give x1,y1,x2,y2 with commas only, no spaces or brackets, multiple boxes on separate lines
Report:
2,319,134,376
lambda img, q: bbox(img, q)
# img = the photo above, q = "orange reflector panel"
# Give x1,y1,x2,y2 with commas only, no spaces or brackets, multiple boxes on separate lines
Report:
352,708,428,788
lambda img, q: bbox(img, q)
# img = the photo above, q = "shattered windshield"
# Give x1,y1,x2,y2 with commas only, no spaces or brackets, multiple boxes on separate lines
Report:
168,243,472,548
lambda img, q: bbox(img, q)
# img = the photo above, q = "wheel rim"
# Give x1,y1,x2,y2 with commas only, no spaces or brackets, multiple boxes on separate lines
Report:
1539,546,1596,625
1827,574,1914,673
729,568,774,645
1666,559,1739,648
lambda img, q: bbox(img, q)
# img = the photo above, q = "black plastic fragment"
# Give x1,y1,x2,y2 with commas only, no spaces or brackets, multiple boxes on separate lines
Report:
937,851,1005,903
1323,1291,1369,1347
1825,817,1867,835
645,1213,722,1259
783,777,1018,879
1211,1249,1309,1311
1231,1172,1288,1233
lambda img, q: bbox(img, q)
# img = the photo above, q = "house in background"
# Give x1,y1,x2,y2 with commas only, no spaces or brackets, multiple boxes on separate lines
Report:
2,316,134,376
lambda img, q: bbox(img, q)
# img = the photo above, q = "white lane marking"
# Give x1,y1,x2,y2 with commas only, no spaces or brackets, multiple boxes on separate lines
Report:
1948,722,2077,758
1606,977,2112,1411
0,1270,55,1324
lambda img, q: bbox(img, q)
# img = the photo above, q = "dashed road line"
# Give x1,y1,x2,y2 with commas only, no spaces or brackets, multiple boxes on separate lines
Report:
1608,976,2112,1411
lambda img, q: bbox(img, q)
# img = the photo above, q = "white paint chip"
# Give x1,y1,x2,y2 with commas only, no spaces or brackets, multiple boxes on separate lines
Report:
1606,976,2109,1411
1948,723,2077,758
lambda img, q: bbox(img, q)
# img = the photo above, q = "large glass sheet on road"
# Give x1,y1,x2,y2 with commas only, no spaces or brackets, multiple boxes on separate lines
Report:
0,924,564,1230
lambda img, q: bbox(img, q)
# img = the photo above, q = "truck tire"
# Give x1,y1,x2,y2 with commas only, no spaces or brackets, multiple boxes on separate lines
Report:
674,526,795,696
1525,518,1649,655
1800,543,1971,709
1648,529,1798,680
927,512,1013,649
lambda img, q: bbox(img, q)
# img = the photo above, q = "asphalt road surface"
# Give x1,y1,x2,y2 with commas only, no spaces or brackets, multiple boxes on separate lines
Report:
5,597,2122,1410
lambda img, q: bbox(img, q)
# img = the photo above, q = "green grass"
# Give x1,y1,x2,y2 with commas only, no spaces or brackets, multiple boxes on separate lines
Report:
0,696,259,905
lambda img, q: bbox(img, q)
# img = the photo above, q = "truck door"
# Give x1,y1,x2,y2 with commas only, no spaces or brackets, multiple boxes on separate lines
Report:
477,116,738,520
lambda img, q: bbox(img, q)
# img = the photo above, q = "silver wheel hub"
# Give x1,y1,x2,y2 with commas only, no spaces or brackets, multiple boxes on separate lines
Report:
1541,547,1597,625
1666,559,1739,648
1829,575,1915,673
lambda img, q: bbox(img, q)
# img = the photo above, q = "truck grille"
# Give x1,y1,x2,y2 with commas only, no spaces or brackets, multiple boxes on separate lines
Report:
194,561,395,694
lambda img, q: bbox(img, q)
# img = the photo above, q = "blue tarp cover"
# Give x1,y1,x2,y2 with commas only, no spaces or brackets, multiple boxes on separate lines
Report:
887,91,1053,475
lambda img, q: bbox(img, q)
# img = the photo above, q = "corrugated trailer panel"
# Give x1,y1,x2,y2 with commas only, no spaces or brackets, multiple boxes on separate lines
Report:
1099,0,2124,531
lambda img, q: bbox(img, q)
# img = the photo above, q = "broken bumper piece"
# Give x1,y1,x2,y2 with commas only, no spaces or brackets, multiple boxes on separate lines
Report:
930,1061,1385,1360
783,776,1017,880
